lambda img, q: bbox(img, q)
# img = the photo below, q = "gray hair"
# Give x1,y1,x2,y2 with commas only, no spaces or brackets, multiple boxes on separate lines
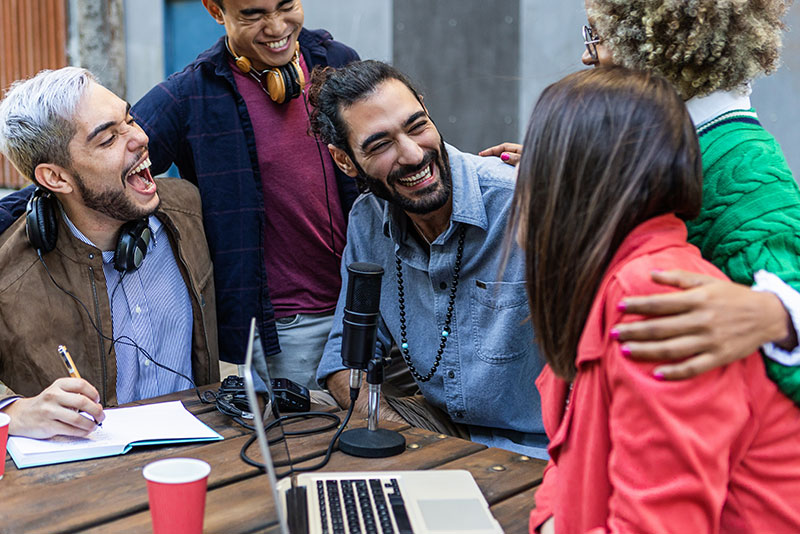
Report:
0,67,95,182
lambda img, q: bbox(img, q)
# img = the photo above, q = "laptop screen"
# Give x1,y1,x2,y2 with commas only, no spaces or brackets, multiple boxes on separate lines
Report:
242,318,294,478
242,317,292,532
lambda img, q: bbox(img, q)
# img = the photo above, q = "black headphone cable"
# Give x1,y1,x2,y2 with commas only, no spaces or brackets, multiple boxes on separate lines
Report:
302,88,339,265
36,251,210,405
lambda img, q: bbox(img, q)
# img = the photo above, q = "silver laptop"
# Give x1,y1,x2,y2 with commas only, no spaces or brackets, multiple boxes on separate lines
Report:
241,318,504,534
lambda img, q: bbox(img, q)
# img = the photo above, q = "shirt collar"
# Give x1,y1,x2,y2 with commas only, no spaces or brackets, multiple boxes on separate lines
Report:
381,143,490,242
685,85,752,128
61,207,161,265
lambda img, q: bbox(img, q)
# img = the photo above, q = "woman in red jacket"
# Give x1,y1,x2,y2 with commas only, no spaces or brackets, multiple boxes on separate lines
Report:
513,66,800,534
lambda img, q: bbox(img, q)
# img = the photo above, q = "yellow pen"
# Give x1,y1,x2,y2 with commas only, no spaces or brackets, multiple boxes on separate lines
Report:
58,345,81,379
57,344,101,426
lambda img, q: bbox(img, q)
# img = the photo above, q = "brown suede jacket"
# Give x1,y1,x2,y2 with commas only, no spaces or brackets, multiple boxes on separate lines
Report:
0,178,219,406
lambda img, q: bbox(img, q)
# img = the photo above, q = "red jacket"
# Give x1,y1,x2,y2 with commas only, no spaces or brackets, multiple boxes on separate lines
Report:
530,215,800,534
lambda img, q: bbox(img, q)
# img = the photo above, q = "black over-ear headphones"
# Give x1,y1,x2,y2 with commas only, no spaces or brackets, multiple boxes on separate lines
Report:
25,187,59,254
226,38,305,104
26,187,151,272
114,218,151,272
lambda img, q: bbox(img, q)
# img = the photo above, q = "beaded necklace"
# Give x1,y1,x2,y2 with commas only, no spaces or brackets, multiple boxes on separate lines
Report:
396,224,466,382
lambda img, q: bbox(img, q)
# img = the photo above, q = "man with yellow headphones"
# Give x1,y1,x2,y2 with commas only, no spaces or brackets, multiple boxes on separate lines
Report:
0,2,358,393
132,0,361,388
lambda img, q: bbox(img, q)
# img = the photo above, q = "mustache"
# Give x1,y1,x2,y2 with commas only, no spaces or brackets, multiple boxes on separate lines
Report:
386,149,437,186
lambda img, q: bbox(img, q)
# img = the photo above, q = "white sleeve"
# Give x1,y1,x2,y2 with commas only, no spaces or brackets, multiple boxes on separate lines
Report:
752,270,800,366
0,396,20,411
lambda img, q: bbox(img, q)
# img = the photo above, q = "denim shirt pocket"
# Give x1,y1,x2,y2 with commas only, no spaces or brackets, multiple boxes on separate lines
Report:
470,280,531,364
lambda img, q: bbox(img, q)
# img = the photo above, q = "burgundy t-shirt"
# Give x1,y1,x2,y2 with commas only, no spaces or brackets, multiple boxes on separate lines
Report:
232,54,346,318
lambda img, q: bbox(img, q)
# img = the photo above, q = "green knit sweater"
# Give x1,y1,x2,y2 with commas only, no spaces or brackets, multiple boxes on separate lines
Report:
689,109,800,403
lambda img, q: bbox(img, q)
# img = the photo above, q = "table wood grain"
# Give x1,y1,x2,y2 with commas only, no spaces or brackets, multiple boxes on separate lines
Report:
0,385,546,533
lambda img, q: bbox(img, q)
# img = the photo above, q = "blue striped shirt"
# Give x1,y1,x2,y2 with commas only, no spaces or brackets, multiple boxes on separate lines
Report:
63,212,193,404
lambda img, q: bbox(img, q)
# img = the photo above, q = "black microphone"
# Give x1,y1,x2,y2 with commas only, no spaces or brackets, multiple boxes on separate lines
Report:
338,262,405,458
341,262,383,376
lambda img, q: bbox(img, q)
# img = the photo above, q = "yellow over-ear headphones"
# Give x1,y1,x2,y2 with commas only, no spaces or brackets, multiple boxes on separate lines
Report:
226,38,305,104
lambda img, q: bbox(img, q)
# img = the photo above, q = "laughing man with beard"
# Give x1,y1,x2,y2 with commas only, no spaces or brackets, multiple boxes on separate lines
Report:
311,61,548,458
0,67,219,439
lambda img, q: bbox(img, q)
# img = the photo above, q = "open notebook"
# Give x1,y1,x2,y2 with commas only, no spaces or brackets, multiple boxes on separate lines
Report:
7,400,222,468
241,317,503,534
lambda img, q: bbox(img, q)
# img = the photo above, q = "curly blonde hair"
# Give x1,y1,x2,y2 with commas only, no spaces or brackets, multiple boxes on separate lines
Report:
587,0,792,99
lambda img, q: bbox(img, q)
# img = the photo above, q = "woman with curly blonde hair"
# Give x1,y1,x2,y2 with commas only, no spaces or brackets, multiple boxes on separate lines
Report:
485,0,800,441
574,0,800,409
584,0,789,99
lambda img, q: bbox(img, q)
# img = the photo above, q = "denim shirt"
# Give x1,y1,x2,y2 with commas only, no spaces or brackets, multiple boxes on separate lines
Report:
318,145,547,458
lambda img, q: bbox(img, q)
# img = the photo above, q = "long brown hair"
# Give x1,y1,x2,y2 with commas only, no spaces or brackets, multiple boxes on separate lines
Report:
511,67,702,380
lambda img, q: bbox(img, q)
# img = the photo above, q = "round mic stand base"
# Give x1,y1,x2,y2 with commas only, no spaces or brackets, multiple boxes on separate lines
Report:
339,355,405,457
339,427,406,458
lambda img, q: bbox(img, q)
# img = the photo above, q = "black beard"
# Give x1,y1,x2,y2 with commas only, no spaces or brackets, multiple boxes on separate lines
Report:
72,171,159,222
353,139,453,215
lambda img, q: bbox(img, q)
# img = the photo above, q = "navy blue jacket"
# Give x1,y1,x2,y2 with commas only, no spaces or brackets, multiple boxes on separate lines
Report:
0,29,359,364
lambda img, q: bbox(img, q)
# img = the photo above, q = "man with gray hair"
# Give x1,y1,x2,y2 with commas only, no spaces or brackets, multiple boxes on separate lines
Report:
0,67,219,439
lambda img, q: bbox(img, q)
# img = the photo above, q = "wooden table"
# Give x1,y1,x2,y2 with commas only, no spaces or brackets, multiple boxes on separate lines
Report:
1,384,546,533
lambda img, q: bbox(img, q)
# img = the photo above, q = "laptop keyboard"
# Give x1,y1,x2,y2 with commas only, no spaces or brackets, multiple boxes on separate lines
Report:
316,478,412,534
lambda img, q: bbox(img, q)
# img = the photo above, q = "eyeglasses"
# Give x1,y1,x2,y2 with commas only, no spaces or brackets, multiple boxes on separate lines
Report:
582,25,601,61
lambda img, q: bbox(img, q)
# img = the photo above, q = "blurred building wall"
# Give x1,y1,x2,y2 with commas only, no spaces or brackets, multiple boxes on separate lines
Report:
393,0,520,154
122,1,798,175
124,0,163,105
0,0,68,189
304,0,392,62
124,0,391,105
518,1,799,176
67,0,126,97
4,0,796,191
752,7,800,176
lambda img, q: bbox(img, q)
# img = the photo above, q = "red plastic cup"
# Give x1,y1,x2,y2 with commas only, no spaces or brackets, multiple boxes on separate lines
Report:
0,412,9,480
143,458,211,534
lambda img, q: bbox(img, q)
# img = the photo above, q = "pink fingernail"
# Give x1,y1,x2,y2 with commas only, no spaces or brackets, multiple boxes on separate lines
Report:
609,328,620,340
621,345,631,357
652,269,663,274
653,372,665,381
501,153,510,161
617,301,627,312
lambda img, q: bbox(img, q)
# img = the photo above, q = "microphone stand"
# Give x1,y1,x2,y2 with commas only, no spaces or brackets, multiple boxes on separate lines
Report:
338,355,406,458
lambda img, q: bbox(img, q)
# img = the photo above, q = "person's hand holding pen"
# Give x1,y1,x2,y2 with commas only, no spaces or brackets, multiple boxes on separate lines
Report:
58,345,102,428
2,345,105,439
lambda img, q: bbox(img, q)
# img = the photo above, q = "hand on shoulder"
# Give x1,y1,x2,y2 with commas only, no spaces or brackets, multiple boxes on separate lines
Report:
478,142,522,166
612,270,793,379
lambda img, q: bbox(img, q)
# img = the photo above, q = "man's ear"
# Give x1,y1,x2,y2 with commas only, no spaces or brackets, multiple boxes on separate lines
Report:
33,164,74,195
328,144,358,177
419,95,428,114
201,0,225,24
